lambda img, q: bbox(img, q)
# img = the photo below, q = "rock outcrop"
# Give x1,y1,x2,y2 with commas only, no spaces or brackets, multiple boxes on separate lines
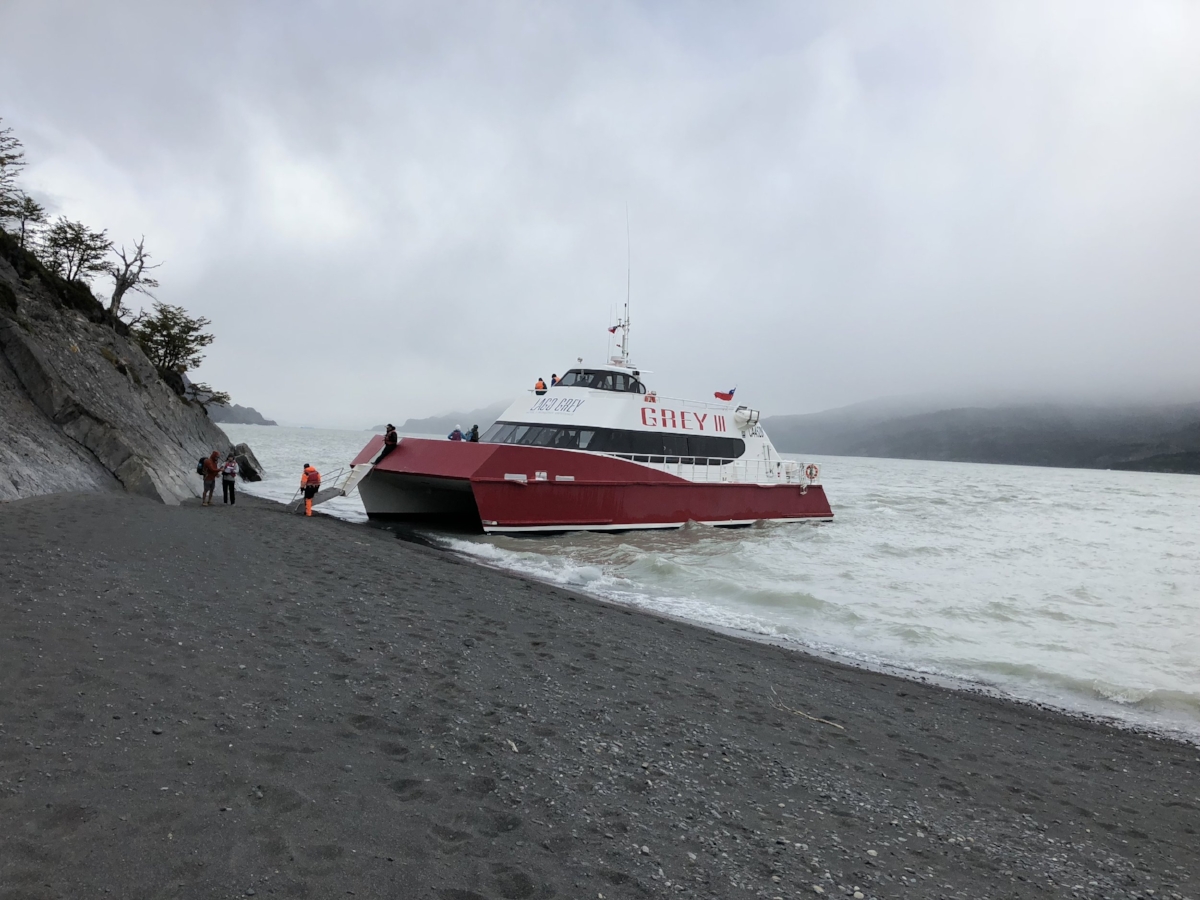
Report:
232,442,263,482
0,229,242,504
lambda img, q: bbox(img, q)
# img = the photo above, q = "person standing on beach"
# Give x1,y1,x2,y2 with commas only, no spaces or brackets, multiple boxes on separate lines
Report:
201,450,220,506
221,453,239,505
300,464,321,517
374,424,398,464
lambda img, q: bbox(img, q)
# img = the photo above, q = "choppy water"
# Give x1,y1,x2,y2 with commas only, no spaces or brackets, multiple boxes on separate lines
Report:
224,423,1200,739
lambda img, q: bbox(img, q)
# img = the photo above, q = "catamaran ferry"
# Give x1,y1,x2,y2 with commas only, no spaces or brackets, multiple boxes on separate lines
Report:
341,318,832,533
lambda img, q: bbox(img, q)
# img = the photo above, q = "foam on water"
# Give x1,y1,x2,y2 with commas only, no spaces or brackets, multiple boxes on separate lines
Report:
224,424,1200,741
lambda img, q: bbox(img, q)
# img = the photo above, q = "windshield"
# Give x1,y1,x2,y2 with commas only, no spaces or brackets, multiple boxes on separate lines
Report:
556,369,646,394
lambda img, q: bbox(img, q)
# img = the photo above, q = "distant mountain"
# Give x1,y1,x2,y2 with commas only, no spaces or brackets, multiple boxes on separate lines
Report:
209,403,277,426
398,401,509,437
762,401,1200,474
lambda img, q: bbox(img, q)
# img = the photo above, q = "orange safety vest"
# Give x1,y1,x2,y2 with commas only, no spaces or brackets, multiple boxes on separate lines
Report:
301,466,321,488
535,380,546,390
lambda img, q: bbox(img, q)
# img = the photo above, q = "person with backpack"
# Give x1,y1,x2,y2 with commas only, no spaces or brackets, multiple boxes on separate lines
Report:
221,452,239,505
200,450,221,506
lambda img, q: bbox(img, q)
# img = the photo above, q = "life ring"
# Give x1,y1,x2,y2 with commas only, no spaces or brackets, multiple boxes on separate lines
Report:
804,463,819,481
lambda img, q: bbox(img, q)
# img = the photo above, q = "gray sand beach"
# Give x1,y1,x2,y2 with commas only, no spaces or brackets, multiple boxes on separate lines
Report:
2,493,1197,899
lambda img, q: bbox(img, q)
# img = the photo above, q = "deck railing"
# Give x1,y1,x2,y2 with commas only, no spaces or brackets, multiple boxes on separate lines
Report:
600,454,808,485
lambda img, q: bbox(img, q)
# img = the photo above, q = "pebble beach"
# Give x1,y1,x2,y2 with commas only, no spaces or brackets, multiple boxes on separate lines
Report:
2,492,1197,900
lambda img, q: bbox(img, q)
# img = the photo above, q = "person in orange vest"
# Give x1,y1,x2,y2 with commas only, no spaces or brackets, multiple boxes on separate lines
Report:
534,377,547,395
300,463,321,517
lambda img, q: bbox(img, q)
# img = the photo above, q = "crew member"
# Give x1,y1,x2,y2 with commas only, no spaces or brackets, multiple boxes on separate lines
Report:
467,424,480,442
550,373,559,386
374,424,399,463
300,463,321,517
447,424,464,441
201,450,221,506
535,377,547,394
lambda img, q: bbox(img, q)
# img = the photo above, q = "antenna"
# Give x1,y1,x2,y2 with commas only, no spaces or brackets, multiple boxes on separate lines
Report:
625,203,631,364
608,206,634,368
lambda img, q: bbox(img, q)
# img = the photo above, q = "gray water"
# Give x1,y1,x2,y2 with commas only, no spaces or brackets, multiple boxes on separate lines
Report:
224,423,1200,740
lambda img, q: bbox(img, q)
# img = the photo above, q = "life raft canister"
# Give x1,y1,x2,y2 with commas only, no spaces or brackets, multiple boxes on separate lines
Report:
804,463,820,481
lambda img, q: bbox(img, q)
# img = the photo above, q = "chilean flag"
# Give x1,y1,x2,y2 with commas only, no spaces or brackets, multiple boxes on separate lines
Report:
607,325,620,333
714,387,736,402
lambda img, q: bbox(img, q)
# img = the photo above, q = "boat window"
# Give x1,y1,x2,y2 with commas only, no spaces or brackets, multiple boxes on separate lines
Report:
554,369,647,394
550,428,578,449
482,422,516,443
481,421,745,462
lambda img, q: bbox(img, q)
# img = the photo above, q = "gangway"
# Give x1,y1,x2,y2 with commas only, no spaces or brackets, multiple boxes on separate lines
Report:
286,463,374,514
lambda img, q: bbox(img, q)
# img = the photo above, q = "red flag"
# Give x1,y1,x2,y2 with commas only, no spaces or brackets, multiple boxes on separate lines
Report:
607,325,619,333
714,388,736,402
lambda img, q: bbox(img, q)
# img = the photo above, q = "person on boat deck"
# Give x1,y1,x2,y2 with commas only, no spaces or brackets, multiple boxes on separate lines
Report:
447,424,465,441
467,424,480,442
221,452,239,505
200,450,220,506
300,464,321,517
534,377,547,394
550,373,559,386
374,424,399,463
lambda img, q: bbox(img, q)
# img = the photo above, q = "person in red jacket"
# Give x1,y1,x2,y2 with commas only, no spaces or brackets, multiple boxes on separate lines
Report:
201,450,221,506
300,464,321,517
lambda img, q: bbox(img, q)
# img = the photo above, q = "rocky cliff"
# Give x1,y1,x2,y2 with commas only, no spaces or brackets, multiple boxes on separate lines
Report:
0,228,242,503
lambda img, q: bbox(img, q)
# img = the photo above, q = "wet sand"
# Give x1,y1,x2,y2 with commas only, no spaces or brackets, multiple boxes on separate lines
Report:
1,492,1197,900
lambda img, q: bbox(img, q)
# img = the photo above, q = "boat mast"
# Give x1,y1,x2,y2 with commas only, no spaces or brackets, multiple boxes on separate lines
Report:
611,205,632,367
624,203,631,365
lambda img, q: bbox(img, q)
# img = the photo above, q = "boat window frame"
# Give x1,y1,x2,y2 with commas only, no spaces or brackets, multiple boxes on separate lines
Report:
481,421,746,463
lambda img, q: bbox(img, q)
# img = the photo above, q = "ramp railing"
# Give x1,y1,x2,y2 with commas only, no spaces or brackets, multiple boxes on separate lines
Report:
287,466,347,513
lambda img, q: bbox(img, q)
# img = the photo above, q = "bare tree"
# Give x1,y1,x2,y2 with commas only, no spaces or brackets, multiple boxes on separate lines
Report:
0,118,25,219
40,216,112,282
108,237,161,317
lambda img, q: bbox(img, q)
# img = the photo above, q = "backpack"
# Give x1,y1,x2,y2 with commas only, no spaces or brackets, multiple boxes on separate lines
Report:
196,457,206,475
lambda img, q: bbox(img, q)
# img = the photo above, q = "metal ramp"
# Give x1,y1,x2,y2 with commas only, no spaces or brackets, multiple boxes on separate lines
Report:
287,464,373,514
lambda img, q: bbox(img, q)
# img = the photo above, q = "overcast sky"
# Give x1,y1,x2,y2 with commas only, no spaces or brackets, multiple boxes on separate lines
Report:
3,1,1199,426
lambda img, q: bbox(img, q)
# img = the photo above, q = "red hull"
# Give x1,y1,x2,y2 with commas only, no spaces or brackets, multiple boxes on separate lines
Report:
352,437,832,532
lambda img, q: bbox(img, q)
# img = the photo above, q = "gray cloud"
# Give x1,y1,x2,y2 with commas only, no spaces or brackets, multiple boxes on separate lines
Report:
4,0,1199,426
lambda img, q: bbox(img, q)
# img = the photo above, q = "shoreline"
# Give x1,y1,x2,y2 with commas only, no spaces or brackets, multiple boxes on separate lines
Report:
3,491,1198,899
413,523,1200,751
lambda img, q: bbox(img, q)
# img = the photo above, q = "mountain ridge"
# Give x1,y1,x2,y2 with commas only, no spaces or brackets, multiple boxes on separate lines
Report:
762,400,1200,473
